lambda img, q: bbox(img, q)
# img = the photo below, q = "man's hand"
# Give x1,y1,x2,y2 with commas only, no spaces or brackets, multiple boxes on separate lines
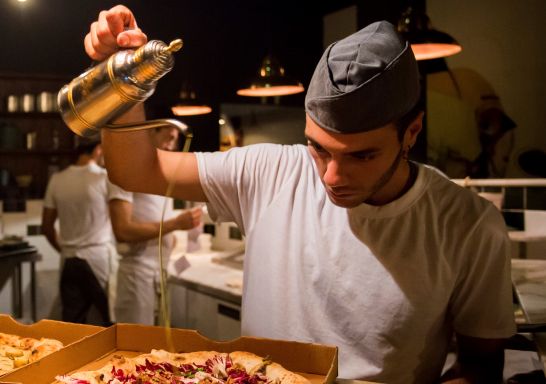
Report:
175,207,203,230
84,4,148,61
441,334,506,383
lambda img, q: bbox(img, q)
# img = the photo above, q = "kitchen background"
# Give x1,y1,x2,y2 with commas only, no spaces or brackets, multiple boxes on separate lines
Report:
0,0,545,326
0,0,544,171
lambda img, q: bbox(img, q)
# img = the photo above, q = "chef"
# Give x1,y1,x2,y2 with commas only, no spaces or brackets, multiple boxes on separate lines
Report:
83,5,516,383
42,137,114,326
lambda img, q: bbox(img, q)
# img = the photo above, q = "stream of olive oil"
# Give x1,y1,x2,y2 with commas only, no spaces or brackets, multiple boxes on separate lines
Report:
158,133,193,352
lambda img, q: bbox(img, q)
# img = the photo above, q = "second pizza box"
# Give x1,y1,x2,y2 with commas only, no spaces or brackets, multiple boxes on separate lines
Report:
0,315,103,346
1,323,338,384
0,315,104,377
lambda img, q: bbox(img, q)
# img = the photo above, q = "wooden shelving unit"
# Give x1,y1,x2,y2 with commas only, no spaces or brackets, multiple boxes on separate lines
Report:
0,73,75,199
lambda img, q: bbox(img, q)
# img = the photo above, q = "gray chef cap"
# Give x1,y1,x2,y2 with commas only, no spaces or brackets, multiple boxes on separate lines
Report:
305,21,420,133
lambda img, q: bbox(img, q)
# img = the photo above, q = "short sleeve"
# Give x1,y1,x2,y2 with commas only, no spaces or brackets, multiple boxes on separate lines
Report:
107,180,133,203
450,205,517,338
195,144,308,234
43,174,58,209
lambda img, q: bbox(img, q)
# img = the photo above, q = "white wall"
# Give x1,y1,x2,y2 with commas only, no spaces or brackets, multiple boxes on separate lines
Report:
428,0,546,177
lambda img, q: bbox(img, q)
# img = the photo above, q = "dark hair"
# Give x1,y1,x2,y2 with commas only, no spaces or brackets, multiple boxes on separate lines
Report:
75,139,100,156
393,98,424,141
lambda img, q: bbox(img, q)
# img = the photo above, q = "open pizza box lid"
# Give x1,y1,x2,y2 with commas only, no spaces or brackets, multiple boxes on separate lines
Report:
0,314,104,378
0,315,103,345
1,323,338,384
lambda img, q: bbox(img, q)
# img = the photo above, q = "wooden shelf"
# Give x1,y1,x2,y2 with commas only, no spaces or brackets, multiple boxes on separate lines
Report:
0,112,60,119
0,73,73,199
0,149,75,156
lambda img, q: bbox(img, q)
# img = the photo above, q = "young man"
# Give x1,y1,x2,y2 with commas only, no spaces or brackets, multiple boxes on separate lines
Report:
42,138,114,326
84,5,516,383
108,126,202,325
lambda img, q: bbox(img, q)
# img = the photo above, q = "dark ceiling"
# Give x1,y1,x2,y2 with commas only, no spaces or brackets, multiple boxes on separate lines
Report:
0,1,343,105
0,1,417,104
0,0,416,150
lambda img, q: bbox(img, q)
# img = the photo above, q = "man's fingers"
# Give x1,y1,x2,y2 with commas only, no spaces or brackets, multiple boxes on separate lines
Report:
116,28,148,48
87,21,115,61
84,5,147,62
105,5,147,47
191,208,203,220
96,10,119,49
104,5,137,35
84,33,107,62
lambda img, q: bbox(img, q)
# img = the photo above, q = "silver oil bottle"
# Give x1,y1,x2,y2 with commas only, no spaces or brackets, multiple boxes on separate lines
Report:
58,39,189,138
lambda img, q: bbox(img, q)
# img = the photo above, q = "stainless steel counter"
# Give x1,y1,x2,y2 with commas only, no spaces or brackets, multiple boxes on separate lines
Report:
511,258,546,372
0,245,41,321
168,250,243,305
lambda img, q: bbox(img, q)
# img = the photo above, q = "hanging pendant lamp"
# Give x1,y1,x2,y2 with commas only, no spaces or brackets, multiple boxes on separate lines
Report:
171,83,212,116
237,54,305,97
397,6,462,61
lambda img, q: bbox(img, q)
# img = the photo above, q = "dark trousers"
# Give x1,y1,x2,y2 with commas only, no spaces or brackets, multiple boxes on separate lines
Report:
60,257,111,326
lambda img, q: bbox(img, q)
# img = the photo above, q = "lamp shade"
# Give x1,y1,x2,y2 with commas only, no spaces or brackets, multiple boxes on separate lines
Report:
237,54,305,97
397,7,462,61
171,85,212,116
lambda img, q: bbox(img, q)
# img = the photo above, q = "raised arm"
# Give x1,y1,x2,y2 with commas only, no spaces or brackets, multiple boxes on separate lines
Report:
85,5,207,202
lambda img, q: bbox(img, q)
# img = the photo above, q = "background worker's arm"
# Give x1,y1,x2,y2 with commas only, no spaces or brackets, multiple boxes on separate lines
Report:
109,199,202,243
41,207,61,252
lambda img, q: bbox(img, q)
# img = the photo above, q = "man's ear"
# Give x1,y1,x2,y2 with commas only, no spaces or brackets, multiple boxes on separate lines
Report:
92,144,103,159
404,111,424,148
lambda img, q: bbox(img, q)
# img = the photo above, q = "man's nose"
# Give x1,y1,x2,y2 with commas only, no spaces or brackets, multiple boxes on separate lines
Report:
323,159,345,186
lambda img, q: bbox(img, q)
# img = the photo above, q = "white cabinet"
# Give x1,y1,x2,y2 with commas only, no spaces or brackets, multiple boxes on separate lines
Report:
169,283,241,341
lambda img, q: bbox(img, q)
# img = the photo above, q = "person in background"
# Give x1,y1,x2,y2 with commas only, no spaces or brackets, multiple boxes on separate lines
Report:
426,60,517,179
41,137,114,326
85,6,516,383
108,125,202,326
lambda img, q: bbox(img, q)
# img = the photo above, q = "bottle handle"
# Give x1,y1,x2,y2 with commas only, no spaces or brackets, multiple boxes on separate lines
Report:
105,118,193,152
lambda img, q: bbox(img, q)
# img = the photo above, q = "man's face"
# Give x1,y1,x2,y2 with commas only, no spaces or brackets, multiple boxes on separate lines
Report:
151,127,180,151
305,115,406,208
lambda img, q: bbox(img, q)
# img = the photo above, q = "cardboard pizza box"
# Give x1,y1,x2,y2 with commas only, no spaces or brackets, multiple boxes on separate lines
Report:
0,315,103,346
0,323,339,384
0,314,104,378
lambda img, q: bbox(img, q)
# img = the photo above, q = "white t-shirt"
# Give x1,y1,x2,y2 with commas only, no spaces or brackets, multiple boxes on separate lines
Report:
43,163,115,287
196,144,516,383
107,183,176,267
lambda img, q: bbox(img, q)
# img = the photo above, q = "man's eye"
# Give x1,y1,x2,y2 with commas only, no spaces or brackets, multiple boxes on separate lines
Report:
352,153,376,161
308,141,326,153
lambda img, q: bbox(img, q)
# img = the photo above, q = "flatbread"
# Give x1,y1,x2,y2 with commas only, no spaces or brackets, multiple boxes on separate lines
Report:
54,350,311,384
0,332,63,375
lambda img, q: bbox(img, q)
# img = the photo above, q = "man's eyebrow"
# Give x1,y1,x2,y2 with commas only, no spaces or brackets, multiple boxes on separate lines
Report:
305,135,381,155
347,148,381,157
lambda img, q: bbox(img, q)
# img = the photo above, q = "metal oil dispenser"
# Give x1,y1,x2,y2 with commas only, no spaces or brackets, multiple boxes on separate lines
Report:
57,38,190,141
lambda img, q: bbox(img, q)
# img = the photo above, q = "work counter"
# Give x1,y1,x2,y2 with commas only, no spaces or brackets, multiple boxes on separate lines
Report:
168,249,243,305
511,258,546,372
0,245,41,322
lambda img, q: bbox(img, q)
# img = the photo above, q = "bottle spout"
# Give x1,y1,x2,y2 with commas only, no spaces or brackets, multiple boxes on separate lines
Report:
164,39,183,53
